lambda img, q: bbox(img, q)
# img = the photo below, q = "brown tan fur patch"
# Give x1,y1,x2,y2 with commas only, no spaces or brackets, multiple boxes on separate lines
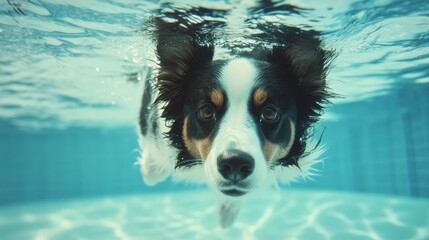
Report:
182,116,212,160
263,118,296,163
253,88,268,107
183,116,199,158
196,138,211,160
210,89,224,109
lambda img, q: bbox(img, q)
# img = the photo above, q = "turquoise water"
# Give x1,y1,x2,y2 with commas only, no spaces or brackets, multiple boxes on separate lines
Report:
1,0,429,239
1,190,428,240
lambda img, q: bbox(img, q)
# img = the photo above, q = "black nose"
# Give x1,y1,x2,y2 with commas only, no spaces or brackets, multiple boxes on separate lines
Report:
217,150,255,183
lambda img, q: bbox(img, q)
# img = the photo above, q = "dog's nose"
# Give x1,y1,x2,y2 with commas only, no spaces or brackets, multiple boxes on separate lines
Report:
217,151,255,183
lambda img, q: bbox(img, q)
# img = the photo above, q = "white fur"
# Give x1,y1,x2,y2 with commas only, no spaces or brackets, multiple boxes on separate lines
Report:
137,58,324,228
205,58,267,196
218,199,242,228
137,58,323,188
137,86,178,186
268,144,325,188
138,134,175,186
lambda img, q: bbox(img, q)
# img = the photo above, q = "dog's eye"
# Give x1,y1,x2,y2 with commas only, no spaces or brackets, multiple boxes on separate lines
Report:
198,105,216,121
261,106,280,123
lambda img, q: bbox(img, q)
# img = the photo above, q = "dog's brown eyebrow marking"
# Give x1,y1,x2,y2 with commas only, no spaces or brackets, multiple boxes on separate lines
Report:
253,88,268,107
210,89,224,108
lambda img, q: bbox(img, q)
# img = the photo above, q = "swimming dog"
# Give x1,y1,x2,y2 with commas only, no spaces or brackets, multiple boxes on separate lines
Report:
137,16,332,228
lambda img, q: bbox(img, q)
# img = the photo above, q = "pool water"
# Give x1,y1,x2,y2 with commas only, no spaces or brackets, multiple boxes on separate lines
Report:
1,0,429,239
1,190,428,240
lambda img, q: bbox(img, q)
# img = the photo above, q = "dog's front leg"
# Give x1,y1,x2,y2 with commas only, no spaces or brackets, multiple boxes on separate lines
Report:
138,137,176,186
140,150,173,186
218,199,242,228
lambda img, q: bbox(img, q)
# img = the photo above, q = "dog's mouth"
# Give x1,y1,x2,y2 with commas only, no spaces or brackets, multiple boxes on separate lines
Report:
218,182,251,197
220,188,247,197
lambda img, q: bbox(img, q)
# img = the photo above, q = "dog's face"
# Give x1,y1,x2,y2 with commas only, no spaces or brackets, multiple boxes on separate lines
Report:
182,58,298,197
153,20,330,198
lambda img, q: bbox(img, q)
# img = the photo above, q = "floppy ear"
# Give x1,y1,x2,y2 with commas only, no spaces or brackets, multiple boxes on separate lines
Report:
271,43,332,128
153,19,214,120
286,44,332,125
270,43,333,166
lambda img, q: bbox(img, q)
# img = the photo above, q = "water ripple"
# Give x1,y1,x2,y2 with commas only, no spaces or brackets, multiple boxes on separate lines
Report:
0,0,428,128
0,190,427,240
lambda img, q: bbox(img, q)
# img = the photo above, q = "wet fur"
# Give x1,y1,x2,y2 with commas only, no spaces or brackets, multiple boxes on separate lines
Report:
138,17,332,228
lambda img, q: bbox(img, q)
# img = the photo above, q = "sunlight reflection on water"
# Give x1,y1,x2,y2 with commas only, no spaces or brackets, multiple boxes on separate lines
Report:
0,190,427,240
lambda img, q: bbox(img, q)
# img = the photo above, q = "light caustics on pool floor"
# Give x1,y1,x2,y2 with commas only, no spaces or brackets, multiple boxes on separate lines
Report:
0,190,428,240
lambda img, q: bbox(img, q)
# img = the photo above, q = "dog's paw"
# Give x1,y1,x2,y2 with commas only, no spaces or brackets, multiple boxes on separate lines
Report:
219,200,241,228
139,151,172,186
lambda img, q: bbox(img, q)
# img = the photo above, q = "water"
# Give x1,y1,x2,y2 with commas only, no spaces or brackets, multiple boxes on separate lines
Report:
1,0,428,239
1,191,428,240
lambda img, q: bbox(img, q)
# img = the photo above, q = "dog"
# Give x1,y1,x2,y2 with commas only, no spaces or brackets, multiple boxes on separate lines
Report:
137,13,332,228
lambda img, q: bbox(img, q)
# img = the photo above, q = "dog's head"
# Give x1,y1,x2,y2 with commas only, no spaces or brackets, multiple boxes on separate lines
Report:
152,18,331,198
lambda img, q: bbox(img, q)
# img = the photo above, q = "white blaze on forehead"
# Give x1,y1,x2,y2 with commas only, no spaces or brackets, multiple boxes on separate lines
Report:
205,58,266,191
219,58,258,100
217,58,259,146
217,58,259,149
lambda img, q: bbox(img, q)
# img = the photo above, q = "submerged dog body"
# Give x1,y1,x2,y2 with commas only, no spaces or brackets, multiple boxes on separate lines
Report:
138,18,331,227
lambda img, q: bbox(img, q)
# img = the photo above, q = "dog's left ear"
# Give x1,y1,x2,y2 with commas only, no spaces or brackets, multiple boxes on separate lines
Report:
153,19,214,120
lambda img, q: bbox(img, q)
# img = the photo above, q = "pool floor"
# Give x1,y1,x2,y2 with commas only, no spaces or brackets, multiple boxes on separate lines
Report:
0,190,428,240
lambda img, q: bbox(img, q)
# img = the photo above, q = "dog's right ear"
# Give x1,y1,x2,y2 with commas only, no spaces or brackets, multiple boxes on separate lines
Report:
153,19,214,120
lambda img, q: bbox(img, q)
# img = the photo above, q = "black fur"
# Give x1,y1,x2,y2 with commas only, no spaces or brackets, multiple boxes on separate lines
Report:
151,17,218,168
267,43,333,167
143,15,332,169
139,77,155,136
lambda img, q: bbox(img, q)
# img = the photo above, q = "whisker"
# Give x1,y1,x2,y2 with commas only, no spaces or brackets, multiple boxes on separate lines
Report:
175,158,203,169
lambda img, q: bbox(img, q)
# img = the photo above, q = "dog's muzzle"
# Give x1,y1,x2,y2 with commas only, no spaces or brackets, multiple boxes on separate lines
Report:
217,150,254,196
